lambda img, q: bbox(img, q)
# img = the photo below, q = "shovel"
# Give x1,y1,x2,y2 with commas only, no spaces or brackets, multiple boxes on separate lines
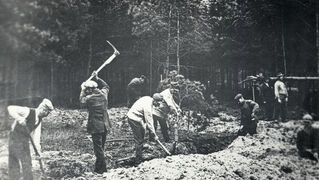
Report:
156,139,171,156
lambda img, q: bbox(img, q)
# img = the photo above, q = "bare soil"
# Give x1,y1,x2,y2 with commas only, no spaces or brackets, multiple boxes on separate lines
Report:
0,106,318,180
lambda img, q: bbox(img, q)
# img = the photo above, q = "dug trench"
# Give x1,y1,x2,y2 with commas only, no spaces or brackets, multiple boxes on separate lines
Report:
2,107,318,180
37,131,238,179
0,107,242,179
29,107,241,179
114,130,238,168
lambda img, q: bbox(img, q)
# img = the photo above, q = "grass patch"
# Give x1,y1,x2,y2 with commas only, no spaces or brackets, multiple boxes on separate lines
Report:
41,125,92,153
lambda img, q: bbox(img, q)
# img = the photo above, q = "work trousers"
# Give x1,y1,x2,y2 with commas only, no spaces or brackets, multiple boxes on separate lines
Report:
91,131,107,174
128,119,145,160
238,120,257,136
8,132,33,180
262,101,274,120
274,95,287,122
150,116,170,142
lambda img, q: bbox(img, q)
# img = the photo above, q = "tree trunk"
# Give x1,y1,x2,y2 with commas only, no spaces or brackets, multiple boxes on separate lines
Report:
177,11,180,74
28,65,35,106
87,31,93,77
13,55,18,104
165,5,172,78
2,57,10,129
316,0,319,76
150,40,153,95
281,7,287,74
50,60,54,100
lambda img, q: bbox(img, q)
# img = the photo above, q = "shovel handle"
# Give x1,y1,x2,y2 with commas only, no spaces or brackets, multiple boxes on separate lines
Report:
156,139,171,155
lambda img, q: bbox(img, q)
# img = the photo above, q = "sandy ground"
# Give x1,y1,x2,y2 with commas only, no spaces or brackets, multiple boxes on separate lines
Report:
68,121,319,180
1,107,318,180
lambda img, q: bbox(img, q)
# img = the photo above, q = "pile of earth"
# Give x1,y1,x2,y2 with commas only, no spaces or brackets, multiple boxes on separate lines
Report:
67,120,319,180
2,106,318,179
37,107,240,179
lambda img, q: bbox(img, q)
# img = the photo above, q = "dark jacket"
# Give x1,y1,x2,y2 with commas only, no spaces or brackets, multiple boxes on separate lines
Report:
240,100,259,125
259,82,274,103
297,122,319,160
127,77,146,97
80,78,111,134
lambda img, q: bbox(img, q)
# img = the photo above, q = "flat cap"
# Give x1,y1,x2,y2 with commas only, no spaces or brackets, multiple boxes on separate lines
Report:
234,93,243,100
39,98,54,110
152,93,163,101
82,80,98,88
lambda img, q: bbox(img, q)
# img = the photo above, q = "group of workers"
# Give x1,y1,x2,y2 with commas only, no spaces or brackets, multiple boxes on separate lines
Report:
233,72,289,136
6,70,293,179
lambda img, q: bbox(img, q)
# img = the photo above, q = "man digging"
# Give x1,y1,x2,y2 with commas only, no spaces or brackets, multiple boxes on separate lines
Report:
8,98,54,180
234,94,259,136
80,71,111,174
127,93,165,162
151,82,181,143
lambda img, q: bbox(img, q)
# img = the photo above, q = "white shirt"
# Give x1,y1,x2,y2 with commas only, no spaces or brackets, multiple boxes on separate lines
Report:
161,89,180,113
274,80,288,98
127,96,156,135
7,105,42,152
153,89,181,118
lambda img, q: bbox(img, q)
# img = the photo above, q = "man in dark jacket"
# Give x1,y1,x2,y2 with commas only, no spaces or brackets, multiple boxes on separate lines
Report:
258,77,274,120
8,98,54,180
80,71,111,174
127,75,147,107
297,121,319,161
234,94,259,136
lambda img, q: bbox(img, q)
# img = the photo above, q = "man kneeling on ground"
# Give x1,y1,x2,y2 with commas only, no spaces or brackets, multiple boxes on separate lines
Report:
234,94,259,136
297,118,319,162
127,93,164,162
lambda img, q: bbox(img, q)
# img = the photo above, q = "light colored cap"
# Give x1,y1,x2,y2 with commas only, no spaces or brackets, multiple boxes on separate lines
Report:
39,98,54,110
152,93,163,101
170,81,178,86
83,80,98,88
277,72,284,77
234,93,243,100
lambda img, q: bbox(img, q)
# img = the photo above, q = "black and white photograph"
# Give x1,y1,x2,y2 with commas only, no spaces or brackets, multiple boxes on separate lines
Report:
0,0,319,179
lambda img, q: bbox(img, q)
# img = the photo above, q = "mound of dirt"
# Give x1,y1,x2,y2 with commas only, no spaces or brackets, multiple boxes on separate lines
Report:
66,121,319,180
2,106,318,180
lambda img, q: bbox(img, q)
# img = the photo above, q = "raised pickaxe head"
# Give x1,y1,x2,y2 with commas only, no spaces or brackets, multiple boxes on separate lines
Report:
107,40,120,56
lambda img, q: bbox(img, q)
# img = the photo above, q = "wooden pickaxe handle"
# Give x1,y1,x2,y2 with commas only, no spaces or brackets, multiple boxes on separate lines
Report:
87,41,120,81
24,127,46,177
156,139,171,155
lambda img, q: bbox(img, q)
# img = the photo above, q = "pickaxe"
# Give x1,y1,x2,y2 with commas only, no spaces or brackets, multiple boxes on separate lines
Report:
24,126,47,178
87,41,120,81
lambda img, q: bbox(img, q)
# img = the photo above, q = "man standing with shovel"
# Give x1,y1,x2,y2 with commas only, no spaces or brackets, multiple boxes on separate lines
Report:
8,98,54,180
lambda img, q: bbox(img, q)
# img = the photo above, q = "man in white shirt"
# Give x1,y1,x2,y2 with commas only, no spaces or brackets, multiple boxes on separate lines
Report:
274,72,288,122
127,93,164,162
8,98,54,180
151,84,181,142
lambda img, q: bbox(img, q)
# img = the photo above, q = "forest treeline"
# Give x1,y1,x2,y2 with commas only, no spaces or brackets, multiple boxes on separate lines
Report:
0,0,318,111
